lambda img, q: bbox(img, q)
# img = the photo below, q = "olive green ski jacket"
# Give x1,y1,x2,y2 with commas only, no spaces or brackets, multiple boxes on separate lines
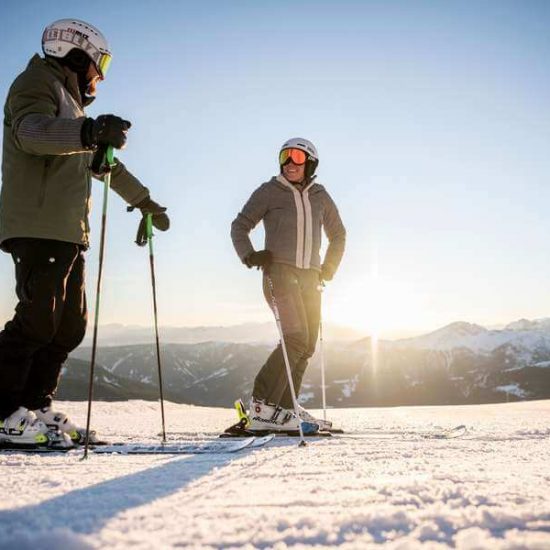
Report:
0,54,149,249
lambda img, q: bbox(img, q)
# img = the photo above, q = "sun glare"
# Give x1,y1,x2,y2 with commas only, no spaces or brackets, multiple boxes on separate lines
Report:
328,269,430,340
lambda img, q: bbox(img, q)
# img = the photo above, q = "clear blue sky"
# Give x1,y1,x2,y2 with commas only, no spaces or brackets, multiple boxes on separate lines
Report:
1,0,549,337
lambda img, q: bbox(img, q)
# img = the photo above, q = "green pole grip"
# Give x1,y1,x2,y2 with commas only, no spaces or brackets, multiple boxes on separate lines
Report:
106,145,115,166
146,213,153,241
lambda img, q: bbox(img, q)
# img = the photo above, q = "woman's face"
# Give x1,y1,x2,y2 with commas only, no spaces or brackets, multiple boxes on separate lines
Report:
282,160,306,183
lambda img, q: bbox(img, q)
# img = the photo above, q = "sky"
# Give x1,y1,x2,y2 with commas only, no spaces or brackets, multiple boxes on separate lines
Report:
0,0,549,339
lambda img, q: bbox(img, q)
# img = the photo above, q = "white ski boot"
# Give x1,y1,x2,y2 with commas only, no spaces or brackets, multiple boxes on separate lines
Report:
297,404,332,432
248,398,319,434
0,407,72,449
34,406,102,445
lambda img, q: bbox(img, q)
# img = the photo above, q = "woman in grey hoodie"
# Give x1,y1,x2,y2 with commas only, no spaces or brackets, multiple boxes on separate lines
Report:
231,138,346,432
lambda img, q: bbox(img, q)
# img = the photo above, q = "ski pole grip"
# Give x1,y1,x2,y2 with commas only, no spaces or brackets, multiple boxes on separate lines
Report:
146,213,153,240
91,145,115,175
106,145,114,165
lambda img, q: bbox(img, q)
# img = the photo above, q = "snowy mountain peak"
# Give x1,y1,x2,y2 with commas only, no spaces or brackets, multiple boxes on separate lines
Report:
395,321,495,352
393,317,550,355
505,318,550,331
429,322,488,338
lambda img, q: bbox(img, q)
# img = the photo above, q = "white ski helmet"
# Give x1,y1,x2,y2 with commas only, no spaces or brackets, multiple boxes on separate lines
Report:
280,137,318,161
42,19,112,78
279,137,319,178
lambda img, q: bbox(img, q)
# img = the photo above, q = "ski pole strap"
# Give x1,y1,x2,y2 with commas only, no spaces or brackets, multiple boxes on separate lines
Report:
124,210,153,247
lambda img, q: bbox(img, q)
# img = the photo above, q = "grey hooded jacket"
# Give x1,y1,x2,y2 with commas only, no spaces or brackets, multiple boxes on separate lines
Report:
231,175,346,277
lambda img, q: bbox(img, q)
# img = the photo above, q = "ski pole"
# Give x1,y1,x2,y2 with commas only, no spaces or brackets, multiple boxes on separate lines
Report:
265,274,306,447
318,281,327,421
145,213,167,443
83,145,114,460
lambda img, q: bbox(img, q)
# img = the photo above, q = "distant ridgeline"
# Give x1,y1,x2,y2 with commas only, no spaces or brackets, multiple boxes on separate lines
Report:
59,320,550,407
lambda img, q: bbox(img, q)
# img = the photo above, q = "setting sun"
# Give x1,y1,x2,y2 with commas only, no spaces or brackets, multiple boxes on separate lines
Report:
327,268,432,339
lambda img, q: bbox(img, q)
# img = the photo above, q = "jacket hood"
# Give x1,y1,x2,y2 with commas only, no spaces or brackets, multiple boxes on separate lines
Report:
270,175,324,194
27,54,90,108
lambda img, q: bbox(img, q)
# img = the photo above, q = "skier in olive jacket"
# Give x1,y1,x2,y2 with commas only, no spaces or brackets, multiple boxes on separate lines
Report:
0,19,169,448
231,138,346,433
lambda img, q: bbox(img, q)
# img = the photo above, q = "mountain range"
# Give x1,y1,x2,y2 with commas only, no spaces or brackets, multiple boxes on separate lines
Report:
59,318,550,407
81,322,366,346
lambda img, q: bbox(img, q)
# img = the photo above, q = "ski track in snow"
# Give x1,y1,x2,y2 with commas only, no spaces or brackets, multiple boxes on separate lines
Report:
1,400,549,549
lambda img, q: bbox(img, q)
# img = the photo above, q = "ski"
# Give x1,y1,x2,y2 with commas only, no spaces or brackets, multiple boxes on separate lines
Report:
0,442,75,453
67,434,111,446
221,426,333,438
223,417,324,438
92,435,272,455
0,435,276,455
246,434,275,447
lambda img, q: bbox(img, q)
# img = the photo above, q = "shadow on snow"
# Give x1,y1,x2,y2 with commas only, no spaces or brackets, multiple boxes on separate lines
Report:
0,451,243,540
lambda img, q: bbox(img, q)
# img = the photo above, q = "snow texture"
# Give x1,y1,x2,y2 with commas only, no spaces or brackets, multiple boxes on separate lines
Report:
1,400,549,549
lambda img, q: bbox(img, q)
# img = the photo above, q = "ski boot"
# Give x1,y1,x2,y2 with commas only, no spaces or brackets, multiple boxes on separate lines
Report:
223,399,324,437
34,406,105,445
0,407,73,450
297,404,333,432
247,397,319,434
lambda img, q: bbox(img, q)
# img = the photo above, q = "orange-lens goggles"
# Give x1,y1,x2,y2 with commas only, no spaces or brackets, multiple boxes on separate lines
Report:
279,148,307,165
97,53,112,79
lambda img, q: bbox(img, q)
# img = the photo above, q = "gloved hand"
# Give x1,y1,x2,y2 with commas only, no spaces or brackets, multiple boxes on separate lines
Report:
81,114,131,150
245,250,273,270
320,264,334,282
132,197,170,246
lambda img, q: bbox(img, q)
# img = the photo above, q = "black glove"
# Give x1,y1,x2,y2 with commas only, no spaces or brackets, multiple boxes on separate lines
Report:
81,114,131,150
131,197,170,246
245,250,273,270
320,264,334,282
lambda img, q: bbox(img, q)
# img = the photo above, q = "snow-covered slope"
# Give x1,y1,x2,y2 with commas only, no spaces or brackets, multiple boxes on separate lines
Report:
1,400,549,549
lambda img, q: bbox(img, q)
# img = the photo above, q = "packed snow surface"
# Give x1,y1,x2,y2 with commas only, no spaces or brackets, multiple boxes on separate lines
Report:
1,400,549,549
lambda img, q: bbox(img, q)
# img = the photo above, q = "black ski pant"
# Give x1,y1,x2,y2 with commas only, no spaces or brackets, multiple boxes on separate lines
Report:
0,238,87,419
253,263,321,410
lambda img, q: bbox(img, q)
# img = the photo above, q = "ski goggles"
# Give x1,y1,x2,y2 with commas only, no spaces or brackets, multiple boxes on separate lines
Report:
279,148,307,166
95,52,112,79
